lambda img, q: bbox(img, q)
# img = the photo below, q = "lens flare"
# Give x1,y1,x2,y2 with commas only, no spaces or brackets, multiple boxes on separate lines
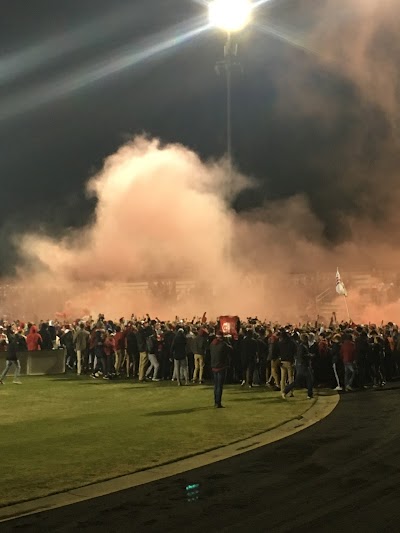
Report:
208,0,252,32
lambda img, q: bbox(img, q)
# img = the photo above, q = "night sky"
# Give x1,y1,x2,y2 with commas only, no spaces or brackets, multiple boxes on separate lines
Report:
1,0,398,275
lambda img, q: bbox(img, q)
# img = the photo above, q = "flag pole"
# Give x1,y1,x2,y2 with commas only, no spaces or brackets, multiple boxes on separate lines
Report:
343,295,350,323
336,267,350,323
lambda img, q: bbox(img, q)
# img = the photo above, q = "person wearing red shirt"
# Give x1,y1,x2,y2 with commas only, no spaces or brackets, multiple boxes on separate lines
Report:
26,325,42,351
340,333,356,391
103,331,116,379
113,326,126,376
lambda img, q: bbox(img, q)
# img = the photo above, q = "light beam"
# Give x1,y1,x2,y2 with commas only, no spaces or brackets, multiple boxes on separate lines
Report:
253,21,318,57
0,18,210,121
0,4,143,86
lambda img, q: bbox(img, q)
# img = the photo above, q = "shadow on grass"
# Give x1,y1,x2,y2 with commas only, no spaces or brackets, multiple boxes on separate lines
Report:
50,377,139,384
144,406,212,416
224,387,279,396
51,377,87,382
228,396,282,403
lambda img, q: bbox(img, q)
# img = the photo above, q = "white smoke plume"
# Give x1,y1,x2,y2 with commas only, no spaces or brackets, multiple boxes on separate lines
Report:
4,0,400,324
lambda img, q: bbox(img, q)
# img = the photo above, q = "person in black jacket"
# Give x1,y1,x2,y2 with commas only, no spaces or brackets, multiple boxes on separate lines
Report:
15,331,27,351
192,328,208,384
330,334,343,391
39,323,53,351
125,325,139,378
282,333,313,399
0,330,22,385
257,328,268,385
240,329,258,388
61,326,75,370
370,335,386,387
267,330,280,389
161,325,175,380
210,331,231,408
91,328,106,379
355,329,370,387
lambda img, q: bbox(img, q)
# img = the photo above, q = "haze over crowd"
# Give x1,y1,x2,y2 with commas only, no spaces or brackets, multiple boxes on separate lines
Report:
1,0,399,322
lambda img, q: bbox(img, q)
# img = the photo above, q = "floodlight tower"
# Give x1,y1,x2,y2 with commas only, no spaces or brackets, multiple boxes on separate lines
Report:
208,0,252,174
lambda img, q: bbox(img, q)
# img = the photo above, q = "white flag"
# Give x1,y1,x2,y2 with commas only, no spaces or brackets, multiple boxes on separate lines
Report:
336,268,348,297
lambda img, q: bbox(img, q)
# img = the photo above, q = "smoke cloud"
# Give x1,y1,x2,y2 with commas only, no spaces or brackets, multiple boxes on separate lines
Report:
4,0,400,324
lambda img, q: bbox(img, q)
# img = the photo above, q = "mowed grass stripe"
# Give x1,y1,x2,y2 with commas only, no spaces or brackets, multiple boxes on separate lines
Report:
0,376,309,507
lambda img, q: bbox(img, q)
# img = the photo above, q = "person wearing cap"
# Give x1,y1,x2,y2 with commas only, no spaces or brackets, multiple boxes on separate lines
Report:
210,331,231,408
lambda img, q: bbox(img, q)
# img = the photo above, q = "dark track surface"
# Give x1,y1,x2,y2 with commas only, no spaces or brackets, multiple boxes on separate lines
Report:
4,385,400,533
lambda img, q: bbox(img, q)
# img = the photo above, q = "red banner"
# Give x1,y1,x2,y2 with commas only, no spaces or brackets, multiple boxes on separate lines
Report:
219,316,240,340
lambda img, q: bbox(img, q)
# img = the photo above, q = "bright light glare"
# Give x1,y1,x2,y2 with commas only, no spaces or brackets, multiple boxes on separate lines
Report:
208,0,252,32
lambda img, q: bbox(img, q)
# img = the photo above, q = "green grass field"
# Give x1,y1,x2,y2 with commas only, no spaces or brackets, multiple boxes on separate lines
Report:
0,376,312,507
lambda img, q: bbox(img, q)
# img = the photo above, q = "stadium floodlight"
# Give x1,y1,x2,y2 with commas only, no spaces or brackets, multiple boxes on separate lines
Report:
208,0,253,33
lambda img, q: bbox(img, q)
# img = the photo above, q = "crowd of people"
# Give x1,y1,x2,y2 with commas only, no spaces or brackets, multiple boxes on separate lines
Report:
1,312,399,402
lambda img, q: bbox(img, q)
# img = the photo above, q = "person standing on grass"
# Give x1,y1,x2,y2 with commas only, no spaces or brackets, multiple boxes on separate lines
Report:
341,332,356,391
136,324,148,382
171,328,188,386
278,330,296,394
91,327,106,379
240,328,258,388
26,325,42,351
0,329,22,385
0,326,9,352
192,328,208,384
331,334,343,390
113,325,126,376
74,322,90,375
61,325,75,370
282,333,313,400
145,330,161,381
210,331,231,408
39,322,53,350
103,330,116,379
125,324,139,378
266,329,280,390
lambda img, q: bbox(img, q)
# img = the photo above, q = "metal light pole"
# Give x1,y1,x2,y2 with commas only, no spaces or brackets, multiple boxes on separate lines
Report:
210,0,251,180
215,32,242,186
209,0,252,267
226,32,233,174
